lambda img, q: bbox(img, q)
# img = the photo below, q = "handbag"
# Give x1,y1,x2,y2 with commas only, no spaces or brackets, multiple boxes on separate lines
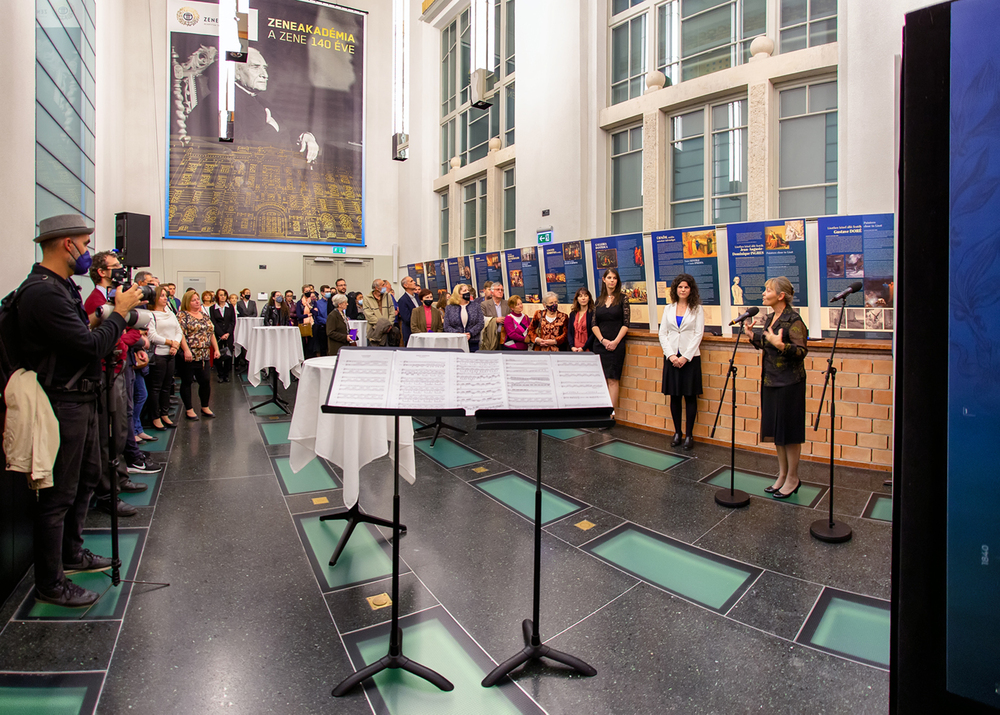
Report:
298,324,313,337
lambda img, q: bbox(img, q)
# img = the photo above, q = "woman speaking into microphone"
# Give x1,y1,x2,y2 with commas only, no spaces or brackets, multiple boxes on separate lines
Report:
748,276,809,499
657,274,704,450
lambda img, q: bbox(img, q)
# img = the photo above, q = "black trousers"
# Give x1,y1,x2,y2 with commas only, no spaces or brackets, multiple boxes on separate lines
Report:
146,353,175,418
180,359,212,410
36,399,103,591
95,372,131,498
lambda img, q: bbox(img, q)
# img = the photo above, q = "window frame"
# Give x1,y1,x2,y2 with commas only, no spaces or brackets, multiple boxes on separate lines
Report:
502,165,516,249
776,77,838,218
439,190,451,259
609,124,644,235
779,0,837,54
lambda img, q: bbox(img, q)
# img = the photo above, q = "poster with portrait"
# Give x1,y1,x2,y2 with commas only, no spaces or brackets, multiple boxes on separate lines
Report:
166,0,365,245
590,234,649,329
542,241,587,306
818,214,894,340
446,257,472,292
652,227,722,330
472,252,503,294
726,219,808,327
504,247,542,303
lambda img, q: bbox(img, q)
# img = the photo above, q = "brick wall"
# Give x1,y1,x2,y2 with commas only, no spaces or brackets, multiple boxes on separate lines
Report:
618,332,894,471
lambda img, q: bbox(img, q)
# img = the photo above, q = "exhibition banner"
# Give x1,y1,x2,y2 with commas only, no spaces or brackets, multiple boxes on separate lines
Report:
432,260,447,294
472,252,503,294
446,257,472,291
423,260,445,294
818,214,894,339
504,247,542,303
166,0,365,245
652,227,722,330
590,233,649,329
726,219,808,326
542,241,587,305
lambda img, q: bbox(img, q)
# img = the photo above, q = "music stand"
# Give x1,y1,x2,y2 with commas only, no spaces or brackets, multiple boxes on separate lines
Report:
477,407,612,687
249,367,290,414
710,319,752,508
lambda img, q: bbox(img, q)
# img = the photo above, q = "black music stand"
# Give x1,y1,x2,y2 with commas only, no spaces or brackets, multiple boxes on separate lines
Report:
710,320,752,508
413,415,466,447
320,503,404,567
476,407,612,687
249,367,290,415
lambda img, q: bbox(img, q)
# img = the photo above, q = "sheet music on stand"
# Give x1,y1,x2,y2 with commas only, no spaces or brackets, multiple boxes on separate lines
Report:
324,348,612,415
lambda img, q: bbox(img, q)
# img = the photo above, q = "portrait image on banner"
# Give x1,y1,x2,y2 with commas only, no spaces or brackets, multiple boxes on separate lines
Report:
424,260,439,293
590,234,649,329
652,227,722,330
166,0,365,245
818,214,894,340
542,241,587,306
447,256,472,289
726,219,808,327
431,260,447,294
472,252,503,293
504,247,542,303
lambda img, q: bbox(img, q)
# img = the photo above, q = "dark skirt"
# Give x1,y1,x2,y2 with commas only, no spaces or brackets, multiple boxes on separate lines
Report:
661,356,703,397
594,341,626,379
760,381,807,446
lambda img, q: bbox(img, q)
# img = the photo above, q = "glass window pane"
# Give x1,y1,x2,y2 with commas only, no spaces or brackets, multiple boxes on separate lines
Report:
780,25,807,53
682,45,732,81
613,152,643,210
612,82,630,105
825,184,838,215
612,23,630,83
681,0,729,19
671,201,703,228
630,126,643,149
779,114,827,187
506,0,515,74
825,113,838,182
613,0,632,15
713,194,746,223
780,0,807,27
673,109,704,139
811,0,837,20
612,130,629,155
505,83,515,145
613,208,643,234
809,81,838,111
743,0,766,38
629,15,646,78
672,135,704,201
712,127,747,196
809,17,837,46
778,186,824,217
504,167,515,189
504,187,516,230
682,5,732,57
779,87,807,118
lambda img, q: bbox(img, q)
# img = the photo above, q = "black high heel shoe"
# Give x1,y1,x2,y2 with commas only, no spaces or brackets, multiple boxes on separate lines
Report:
671,433,683,448
764,478,784,494
772,482,801,499
683,435,694,450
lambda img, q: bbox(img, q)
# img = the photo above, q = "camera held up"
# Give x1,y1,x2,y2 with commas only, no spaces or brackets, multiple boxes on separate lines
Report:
96,266,155,329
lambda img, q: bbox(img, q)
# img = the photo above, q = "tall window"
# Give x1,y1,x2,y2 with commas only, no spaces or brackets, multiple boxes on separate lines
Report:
611,13,647,105
441,118,456,175
669,98,748,228
656,1,680,86
492,0,515,148
679,0,764,81
503,166,516,249
36,0,97,224
440,191,450,258
463,178,488,255
778,80,837,217
780,0,837,53
611,126,643,234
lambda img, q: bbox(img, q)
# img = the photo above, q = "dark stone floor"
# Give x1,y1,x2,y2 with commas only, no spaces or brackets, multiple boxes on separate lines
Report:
0,374,891,714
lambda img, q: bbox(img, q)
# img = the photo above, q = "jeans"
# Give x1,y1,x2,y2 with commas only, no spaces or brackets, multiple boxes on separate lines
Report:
132,369,148,435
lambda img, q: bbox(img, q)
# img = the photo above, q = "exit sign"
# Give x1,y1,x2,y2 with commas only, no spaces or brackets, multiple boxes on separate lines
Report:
332,246,346,254
537,230,553,244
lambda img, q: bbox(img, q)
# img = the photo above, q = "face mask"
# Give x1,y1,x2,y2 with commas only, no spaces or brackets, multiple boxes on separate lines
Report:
546,304,557,312
357,300,364,307
423,298,434,306
70,244,93,276
275,296,283,304
242,294,250,300
324,292,332,299
461,293,471,301
380,286,388,294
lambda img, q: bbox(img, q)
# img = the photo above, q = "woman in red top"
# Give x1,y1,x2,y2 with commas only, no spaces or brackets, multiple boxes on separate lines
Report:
410,288,443,334
567,287,595,352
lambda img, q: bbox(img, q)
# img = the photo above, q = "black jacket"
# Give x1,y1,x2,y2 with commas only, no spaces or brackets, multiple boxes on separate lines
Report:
209,303,236,345
237,298,257,317
566,309,596,351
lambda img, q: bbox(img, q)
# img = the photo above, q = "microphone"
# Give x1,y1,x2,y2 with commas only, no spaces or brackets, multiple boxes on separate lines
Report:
832,281,863,301
729,306,760,326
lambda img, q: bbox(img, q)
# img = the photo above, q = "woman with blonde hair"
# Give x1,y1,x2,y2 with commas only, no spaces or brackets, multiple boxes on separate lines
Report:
443,283,485,352
178,289,221,420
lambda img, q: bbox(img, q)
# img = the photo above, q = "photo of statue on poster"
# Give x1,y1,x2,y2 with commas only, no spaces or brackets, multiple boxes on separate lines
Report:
166,0,365,245
726,219,808,328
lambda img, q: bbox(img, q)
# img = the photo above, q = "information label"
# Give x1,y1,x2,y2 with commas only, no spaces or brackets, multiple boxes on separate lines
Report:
726,219,808,327
652,227,722,330
590,234,649,329
504,247,543,303
542,241,588,305
472,252,503,294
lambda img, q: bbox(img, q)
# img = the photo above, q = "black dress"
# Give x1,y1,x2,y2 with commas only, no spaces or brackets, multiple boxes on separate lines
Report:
593,297,630,379
749,309,809,446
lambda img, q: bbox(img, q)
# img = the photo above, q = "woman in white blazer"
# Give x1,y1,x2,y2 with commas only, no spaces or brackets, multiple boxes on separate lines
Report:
658,274,705,450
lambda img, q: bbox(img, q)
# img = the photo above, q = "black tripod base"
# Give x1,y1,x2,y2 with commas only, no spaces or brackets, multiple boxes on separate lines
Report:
249,369,290,414
332,628,453,697
482,619,597,687
810,519,853,543
414,417,466,447
320,504,406,566
715,488,751,508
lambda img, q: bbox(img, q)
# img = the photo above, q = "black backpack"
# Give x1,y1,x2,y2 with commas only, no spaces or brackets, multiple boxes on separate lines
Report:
0,274,55,395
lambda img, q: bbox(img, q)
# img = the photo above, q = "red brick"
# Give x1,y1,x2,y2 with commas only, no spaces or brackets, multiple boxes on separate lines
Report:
835,372,860,388
743,419,760,434
744,391,760,407
858,403,890,420
735,405,758,419
812,442,841,458
837,401,858,417
619,398,637,412
873,389,893,405
655,403,672,418
736,378,757,392
637,402,656,416
707,375,728,389
858,433,889,450
859,373,891,390
872,360,893,375
872,449,893,465
840,445,872,463
734,352,758,366
648,391,666,405
637,356,656,368
646,367,662,380
647,415,666,430
842,388,873,403
621,376,637,389
842,359,873,374
841,416,873,433
648,345,664,358
702,387,722,400
692,424,711,437
702,361,723,375
627,344,645,356
744,366,761,380
873,419,893,435
735,430,758,446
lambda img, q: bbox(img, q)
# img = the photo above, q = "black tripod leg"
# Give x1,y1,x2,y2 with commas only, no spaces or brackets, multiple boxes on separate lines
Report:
430,419,443,447
397,657,455,690
482,647,535,687
332,656,393,697
328,518,359,566
536,645,598,676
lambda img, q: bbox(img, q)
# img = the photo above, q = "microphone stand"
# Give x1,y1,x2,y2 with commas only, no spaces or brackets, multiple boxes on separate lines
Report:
711,318,751,508
809,297,853,543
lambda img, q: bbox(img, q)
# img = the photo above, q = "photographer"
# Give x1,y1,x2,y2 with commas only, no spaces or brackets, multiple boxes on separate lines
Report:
15,215,143,607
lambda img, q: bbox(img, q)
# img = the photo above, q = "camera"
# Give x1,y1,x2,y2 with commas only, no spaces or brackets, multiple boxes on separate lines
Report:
97,266,156,328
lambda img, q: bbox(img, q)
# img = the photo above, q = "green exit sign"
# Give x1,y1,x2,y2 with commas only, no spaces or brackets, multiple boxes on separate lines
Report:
332,246,346,254
537,230,553,244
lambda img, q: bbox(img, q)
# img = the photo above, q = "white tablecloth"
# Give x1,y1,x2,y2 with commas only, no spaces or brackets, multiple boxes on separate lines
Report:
407,332,469,352
289,356,416,508
247,326,304,388
234,317,264,358
347,320,368,348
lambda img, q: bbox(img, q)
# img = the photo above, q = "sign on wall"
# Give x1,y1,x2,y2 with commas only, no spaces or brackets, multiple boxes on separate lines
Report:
166,0,365,245
590,234,649,329
726,219,809,327
652,227,722,330
542,241,588,306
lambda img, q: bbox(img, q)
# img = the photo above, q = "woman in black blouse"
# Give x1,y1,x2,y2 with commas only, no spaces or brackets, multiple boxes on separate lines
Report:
262,291,292,326
748,276,809,499
592,268,630,417
209,288,236,383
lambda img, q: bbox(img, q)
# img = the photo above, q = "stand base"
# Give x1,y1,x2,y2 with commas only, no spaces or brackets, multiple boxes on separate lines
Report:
810,519,853,543
714,488,751,508
414,417,466,447
332,628,453,696
482,619,597,687
249,369,290,414
319,504,406,566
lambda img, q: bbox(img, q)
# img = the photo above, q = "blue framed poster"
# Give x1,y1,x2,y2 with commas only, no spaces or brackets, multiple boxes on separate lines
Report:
726,219,808,327
504,247,542,303
652,227,722,330
542,241,588,305
446,256,472,293
472,252,503,294
590,233,649,329
423,259,441,294
406,264,424,289
818,214,894,340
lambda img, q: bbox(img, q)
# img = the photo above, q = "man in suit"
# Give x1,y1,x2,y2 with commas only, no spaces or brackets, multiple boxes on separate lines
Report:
165,283,180,314
482,282,510,345
237,288,257,317
396,276,421,347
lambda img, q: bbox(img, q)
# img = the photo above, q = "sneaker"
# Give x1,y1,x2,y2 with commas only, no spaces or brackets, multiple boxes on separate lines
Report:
63,549,112,575
127,460,161,474
35,579,100,608
93,497,138,518
119,478,149,493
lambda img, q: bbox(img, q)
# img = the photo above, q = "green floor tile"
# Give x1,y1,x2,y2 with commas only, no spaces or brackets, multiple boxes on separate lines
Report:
0,686,89,715
274,456,339,494
589,527,756,612
25,531,141,619
298,515,392,591
591,440,685,471
411,418,424,430
120,472,159,507
244,384,274,396
804,593,890,667
260,421,292,445
414,437,485,469
353,611,537,715
251,402,289,417
140,432,172,452
542,428,586,440
475,473,582,524
867,494,892,522
704,469,824,507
